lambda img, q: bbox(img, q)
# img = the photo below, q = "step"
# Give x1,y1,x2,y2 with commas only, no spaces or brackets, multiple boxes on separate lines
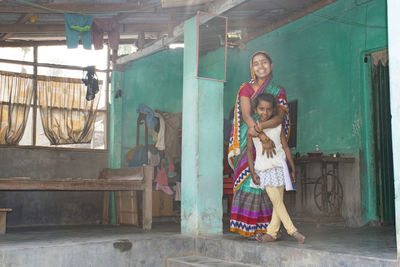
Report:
167,255,261,267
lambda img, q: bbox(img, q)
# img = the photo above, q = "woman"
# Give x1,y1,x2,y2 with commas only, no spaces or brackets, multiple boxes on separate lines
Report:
229,51,290,239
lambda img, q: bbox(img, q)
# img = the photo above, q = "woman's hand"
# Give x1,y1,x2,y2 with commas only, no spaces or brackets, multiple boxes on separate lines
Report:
247,126,258,137
252,172,260,185
261,138,276,158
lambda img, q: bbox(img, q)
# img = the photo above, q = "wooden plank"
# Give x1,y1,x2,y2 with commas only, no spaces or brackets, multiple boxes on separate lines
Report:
0,178,145,191
117,0,248,64
0,58,108,73
0,212,6,234
162,0,214,8
0,13,33,41
101,191,110,224
142,165,153,230
0,24,166,34
0,38,138,48
0,3,150,13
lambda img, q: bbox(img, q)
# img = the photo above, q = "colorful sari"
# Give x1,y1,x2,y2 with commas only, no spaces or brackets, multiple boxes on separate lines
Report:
229,52,290,237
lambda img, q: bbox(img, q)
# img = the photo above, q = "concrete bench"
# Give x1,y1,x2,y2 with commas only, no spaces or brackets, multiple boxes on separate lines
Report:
0,208,12,234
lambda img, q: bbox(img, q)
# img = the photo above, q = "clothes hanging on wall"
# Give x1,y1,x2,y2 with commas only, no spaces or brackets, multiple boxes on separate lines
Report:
64,14,93,49
154,112,166,150
158,111,182,164
91,17,120,50
137,104,157,129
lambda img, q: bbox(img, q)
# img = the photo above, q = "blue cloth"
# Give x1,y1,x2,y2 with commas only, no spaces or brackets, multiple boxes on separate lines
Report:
128,146,147,167
136,104,157,129
64,14,93,50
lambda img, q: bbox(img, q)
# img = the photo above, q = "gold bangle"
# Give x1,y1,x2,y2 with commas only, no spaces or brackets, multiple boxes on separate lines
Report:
260,134,270,144
254,125,263,134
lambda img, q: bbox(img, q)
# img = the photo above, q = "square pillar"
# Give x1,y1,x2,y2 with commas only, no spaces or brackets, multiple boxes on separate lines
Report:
181,16,223,235
387,0,400,258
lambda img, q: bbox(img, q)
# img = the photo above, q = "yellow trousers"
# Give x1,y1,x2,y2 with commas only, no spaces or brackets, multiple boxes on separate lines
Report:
265,185,297,239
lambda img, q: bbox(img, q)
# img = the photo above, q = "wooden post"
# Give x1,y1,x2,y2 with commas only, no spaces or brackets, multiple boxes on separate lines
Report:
142,165,153,230
0,209,12,234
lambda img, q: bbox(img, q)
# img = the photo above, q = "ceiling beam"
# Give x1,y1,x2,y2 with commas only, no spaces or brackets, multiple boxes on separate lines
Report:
0,24,167,34
0,3,155,14
0,13,33,41
117,0,248,64
0,38,138,47
161,0,214,8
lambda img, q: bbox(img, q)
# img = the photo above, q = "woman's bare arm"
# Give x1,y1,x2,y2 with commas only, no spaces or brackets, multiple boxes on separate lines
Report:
240,96,258,136
259,107,285,129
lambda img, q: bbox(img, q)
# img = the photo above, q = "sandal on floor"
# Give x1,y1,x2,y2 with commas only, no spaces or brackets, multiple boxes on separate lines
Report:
256,233,275,242
276,231,282,240
292,232,306,244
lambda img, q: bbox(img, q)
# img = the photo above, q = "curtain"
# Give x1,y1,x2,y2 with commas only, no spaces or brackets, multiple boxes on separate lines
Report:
37,75,100,145
0,71,34,144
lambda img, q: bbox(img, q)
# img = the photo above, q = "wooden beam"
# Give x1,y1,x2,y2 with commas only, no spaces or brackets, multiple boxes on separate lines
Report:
117,0,248,64
168,11,176,38
242,0,339,43
0,38,138,47
0,13,33,41
0,58,108,73
0,178,145,191
0,3,154,14
161,0,214,8
0,23,166,34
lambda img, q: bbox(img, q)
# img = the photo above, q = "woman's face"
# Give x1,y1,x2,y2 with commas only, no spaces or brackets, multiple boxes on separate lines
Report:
256,100,274,122
252,54,273,80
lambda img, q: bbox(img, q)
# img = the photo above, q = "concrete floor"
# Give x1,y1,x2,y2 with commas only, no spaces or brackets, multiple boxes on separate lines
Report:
0,220,397,266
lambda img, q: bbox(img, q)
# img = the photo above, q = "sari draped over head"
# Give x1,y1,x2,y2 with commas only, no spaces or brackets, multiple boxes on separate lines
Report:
229,51,290,237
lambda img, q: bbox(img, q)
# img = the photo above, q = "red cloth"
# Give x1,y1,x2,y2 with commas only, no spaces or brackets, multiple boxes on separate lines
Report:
155,166,168,186
91,18,120,50
238,83,254,98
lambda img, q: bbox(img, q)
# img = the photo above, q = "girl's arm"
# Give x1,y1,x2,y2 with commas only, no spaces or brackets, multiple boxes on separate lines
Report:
281,128,296,181
247,133,260,185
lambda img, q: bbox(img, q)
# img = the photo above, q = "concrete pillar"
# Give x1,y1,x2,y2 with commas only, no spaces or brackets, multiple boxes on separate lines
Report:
109,71,124,169
387,0,400,258
108,71,124,224
181,16,223,235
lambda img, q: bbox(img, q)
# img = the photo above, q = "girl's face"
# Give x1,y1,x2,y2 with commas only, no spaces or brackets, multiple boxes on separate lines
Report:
252,54,273,80
256,100,274,122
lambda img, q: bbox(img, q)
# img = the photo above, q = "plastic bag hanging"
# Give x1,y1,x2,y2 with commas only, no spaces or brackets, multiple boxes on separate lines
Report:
82,66,99,101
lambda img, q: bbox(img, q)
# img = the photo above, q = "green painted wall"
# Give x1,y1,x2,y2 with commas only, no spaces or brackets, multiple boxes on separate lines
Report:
215,0,387,224
119,49,183,157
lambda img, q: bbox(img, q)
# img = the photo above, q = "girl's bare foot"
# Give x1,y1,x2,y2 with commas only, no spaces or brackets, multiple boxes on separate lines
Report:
292,232,306,244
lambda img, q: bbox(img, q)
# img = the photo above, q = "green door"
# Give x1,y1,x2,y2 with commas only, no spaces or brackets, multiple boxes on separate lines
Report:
371,54,394,224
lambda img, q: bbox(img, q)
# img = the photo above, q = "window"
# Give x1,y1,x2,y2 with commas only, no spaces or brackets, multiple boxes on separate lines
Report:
0,46,109,149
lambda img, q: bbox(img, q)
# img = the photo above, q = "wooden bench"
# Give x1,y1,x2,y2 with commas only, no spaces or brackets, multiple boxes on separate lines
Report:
0,208,12,234
0,165,153,230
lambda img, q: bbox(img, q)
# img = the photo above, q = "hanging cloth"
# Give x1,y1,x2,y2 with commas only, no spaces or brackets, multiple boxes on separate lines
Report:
91,18,120,50
64,14,93,50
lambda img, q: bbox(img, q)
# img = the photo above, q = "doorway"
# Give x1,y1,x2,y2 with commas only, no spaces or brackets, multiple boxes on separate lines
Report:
370,50,395,224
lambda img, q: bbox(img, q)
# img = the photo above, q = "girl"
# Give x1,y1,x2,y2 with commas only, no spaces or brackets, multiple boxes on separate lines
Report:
247,93,305,244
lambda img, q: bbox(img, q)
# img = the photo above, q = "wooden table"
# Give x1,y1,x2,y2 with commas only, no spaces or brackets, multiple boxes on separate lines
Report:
294,156,355,219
